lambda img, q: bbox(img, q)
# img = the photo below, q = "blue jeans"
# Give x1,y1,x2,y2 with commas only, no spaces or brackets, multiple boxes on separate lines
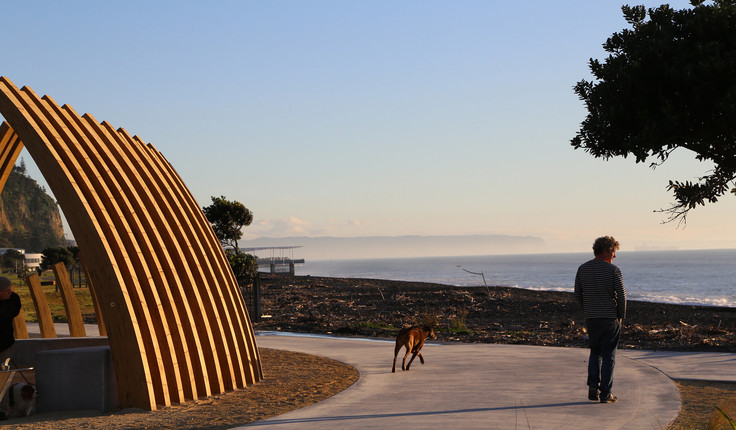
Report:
586,318,621,395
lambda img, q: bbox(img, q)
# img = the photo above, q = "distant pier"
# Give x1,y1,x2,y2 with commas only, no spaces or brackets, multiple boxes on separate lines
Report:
241,246,305,275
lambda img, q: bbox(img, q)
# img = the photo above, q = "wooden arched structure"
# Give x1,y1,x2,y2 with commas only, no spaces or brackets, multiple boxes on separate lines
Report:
0,77,262,409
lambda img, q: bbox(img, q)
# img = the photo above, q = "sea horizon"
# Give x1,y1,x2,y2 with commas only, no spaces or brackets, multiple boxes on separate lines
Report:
279,248,736,309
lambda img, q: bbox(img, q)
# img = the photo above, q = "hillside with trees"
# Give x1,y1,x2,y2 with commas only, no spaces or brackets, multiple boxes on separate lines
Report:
0,161,66,252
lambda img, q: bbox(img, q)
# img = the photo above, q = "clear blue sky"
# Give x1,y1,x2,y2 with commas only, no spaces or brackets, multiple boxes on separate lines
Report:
3,0,734,253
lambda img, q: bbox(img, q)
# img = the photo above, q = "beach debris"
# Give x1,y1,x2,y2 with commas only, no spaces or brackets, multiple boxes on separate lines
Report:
254,273,736,352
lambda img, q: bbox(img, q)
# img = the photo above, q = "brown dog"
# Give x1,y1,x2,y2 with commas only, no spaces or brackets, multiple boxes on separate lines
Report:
392,325,435,373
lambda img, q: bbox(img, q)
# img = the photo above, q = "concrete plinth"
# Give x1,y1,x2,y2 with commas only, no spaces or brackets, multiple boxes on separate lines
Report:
35,345,118,413
13,337,110,368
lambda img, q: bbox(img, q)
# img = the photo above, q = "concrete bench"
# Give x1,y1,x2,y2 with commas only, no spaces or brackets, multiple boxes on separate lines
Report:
12,338,110,369
34,345,118,413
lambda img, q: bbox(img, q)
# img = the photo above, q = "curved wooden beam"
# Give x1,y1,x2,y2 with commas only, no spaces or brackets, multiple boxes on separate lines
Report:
25,274,57,338
0,77,262,409
0,122,23,192
52,262,87,338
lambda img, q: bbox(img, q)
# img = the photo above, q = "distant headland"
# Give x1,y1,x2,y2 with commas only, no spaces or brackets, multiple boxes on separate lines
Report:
239,234,548,260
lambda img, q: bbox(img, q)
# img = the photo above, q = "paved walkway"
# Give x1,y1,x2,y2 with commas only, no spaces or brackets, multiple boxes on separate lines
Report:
622,349,736,383
27,324,735,429
238,333,735,430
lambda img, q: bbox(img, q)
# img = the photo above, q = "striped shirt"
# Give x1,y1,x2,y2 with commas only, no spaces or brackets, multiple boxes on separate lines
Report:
574,259,626,320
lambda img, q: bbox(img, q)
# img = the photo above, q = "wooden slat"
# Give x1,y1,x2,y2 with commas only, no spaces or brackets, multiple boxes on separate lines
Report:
0,76,263,409
34,89,163,408
114,127,226,396
71,113,184,403
12,308,29,340
95,121,203,399
0,373,13,400
26,274,57,338
38,97,171,407
0,122,23,192
138,139,244,389
52,262,86,337
149,144,262,383
80,257,107,337
0,77,156,410
151,145,263,381
146,143,262,384
86,276,107,337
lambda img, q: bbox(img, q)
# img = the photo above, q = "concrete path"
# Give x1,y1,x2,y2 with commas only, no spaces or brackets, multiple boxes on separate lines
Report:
622,349,736,383
239,333,689,430
26,322,101,337
27,324,735,429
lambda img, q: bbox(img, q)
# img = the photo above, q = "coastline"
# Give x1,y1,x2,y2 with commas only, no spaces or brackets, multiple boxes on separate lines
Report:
300,249,736,309
254,273,736,352
4,273,733,428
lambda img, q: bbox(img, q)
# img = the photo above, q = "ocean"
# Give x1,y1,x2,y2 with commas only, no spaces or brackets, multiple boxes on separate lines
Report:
291,249,736,308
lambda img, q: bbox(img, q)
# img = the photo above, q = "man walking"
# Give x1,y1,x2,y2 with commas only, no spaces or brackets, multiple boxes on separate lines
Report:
575,236,626,403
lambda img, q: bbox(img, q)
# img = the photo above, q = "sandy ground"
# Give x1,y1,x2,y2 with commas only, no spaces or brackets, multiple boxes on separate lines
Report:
668,380,736,430
0,348,358,429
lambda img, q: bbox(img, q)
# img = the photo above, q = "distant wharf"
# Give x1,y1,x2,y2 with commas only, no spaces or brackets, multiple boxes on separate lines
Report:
241,246,305,275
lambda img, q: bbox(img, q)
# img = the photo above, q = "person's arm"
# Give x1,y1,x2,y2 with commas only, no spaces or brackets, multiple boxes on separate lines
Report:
614,267,626,320
574,269,584,311
11,293,20,318
0,294,20,319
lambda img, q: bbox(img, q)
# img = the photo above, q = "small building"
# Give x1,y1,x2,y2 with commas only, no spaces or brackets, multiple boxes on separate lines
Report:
0,248,42,271
24,253,43,270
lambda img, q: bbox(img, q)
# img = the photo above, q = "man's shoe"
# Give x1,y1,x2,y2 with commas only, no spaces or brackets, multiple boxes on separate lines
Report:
600,393,618,403
588,387,599,401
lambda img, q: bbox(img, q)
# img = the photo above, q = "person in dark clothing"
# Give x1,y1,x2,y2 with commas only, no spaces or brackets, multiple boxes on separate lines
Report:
0,276,21,365
574,236,626,404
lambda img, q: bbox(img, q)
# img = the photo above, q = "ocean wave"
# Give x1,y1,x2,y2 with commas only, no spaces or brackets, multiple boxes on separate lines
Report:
628,293,736,308
525,286,574,293
524,287,735,308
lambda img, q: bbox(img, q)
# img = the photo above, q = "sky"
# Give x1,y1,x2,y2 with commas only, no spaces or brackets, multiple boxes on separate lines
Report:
2,0,735,255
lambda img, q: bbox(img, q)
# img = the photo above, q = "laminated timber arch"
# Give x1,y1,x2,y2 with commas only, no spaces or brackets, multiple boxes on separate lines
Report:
0,77,262,410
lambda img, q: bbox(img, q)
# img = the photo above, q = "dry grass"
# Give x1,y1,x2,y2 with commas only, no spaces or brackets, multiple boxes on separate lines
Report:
668,380,736,430
5,272,96,322
2,348,359,429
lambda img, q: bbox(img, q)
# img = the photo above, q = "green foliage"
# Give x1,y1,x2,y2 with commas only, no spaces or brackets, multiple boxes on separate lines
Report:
419,309,440,328
448,310,470,334
1,249,25,273
0,163,66,251
357,322,398,331
506,330,535,337
202,195,253,250
572,1,736,223
203,195,258,285
225,248,259,287
40,246,76,271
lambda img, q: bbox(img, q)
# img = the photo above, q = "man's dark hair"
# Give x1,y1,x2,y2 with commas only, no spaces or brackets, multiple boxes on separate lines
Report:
592,236,620,256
